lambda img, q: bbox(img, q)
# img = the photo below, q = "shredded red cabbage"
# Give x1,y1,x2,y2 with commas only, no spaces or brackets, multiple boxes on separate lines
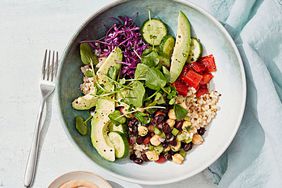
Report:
87,16,147,78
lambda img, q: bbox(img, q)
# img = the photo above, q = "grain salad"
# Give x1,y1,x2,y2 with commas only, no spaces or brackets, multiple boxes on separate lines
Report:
71,12,221,165
129,87,220,165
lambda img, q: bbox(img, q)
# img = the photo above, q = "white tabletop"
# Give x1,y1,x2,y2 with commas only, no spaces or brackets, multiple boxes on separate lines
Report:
0,0,215,187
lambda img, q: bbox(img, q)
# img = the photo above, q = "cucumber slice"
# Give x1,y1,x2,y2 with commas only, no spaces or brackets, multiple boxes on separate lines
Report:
188,38,202,63
108,132,129,158
160,35,175,57
141,18,167,46
109,123,127,134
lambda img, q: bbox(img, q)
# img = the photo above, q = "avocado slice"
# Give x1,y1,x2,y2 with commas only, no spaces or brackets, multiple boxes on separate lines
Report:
91,47,123,161
169,11,191,83
72,94,97,110
96,47,122,91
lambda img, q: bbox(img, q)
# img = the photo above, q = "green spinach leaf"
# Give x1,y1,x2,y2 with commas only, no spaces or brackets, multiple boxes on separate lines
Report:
84,70,94,77
80,43,98,65
107,66,117,80
134,111,151,124
155,92,165,104
135,64,167,91
174,104,188,120
119,81,145,108
141,51,159,67
162,66,170,82
108,110,126,124
75,116,88,135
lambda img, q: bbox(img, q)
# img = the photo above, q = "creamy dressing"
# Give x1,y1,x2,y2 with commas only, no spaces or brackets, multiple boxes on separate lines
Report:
59,180,98,188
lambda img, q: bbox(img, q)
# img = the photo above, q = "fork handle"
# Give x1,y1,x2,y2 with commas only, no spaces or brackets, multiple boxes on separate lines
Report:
24,99,46,187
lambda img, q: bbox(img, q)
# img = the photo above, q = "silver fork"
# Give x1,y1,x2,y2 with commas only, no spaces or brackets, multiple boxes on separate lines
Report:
24,50,58,188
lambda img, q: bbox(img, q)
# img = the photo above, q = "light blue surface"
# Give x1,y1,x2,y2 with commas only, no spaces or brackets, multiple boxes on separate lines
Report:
191,0,282,187
56,0,282,186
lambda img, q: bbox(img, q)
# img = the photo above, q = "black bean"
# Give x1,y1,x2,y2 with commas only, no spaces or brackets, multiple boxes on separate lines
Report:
136,136,144,145
175,120,184,130
162,142,169,148
197,127,206,135
130,125,138,136
129,136,136,145
162,123,171,134
157,123,163,130
183,142,193,152
128,118,138,127
133,158,143,165
155,110,166,117
165,133,173,140
152,110,167,125
152,116,165,125
141,153,149,162
130,153,137,160
169,139,177,146
164,153,172,161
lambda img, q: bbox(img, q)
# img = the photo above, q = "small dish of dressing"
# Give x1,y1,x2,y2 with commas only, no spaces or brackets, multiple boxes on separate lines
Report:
49,171,112,188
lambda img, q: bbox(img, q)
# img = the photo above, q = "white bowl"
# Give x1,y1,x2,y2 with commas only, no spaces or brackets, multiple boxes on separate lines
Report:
58,0,246,185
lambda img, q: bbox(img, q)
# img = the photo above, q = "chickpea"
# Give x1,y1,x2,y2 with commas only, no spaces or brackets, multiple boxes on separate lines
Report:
168,109,176,120
172,153,184,164
150,135,161,146
138,126,148,136
145,150,159,161
192,134,204,145
166,119,175,128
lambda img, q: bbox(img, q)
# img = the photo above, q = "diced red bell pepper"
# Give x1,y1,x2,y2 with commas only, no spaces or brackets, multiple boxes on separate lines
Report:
173,80,189,96
196,85,209,98
199,55,216,72
181,70,203,89
155,155,167,163
200,73,214,85
191,61,206,74
180,65,190,77
143,136,151,145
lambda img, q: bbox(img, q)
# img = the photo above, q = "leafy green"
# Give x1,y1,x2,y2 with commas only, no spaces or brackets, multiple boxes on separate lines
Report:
134,64,148,80
158,55,170,67
135,64,167,90
163,86,177,100
142,47,154,56
134,111,151,124
155,92,165,104
107,66,117,80
145,101,157,114
162,66,170,82
108,110,126,124
141,49,170,68
84,70,94,77
80,43,98,65
174,104,188,120
119,78,126,85
146,68,167,90
141,51,159,67
119,81,145,108
75,116,88,135
169,98,176,105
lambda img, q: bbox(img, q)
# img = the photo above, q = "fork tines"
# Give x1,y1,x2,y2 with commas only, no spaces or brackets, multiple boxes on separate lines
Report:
42,50,58,81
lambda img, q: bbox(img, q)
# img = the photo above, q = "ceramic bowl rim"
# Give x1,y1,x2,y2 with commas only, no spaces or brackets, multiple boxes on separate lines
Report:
57,0,246,185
